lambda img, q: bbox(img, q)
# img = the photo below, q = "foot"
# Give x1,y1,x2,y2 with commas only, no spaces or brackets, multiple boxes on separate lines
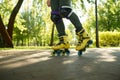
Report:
76,29,91,51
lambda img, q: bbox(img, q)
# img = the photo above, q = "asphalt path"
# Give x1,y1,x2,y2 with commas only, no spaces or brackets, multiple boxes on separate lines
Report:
0,48,120,80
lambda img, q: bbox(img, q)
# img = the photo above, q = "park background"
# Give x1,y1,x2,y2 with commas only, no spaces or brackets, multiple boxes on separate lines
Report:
0,1,120,80
0,0,120,49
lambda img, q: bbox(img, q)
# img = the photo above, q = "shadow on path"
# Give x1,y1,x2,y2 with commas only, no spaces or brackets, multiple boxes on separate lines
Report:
0,48,120,80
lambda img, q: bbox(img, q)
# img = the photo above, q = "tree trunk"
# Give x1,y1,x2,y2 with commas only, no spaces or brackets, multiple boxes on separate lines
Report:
0,33,5,47
0,16,13,48
49,24,55,46
0,0,23,48
7,0,24,39
95,0,99,48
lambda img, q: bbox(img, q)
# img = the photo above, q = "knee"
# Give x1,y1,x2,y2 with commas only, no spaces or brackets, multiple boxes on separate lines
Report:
51,11,62,24
60,6,73,18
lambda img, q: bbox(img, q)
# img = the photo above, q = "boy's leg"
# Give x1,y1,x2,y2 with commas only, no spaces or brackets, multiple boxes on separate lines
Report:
50,0,66,36
59,0,82,32
59,0,91,50
50,0,70,50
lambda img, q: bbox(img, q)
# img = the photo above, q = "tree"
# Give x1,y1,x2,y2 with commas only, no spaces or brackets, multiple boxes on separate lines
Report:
0,15,13,47
98,0,120,31
0,0,23,47
95,0,99,47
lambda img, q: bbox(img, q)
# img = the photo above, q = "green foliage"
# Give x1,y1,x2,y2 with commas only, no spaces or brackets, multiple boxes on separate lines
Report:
83,0,120,32
98,0,120,31
99,32,120,47
12,0,53,46
1,0,120,47
0,0,14,25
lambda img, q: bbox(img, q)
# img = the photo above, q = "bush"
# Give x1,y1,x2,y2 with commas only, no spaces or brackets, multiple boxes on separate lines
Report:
99,32,120,47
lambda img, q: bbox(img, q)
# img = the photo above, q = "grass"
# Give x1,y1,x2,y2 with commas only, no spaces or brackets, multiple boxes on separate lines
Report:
0,46,51,50
0,45,119,50
0,45,95,50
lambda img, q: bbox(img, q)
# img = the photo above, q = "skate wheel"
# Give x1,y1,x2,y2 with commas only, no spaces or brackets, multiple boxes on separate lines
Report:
62,50,65,56
88,40,93,45
82,48,86,52
78,50,82,56
51,50,56,56
65,49,70,56
56,50,62,56
51,53,55,56
86,40,93,47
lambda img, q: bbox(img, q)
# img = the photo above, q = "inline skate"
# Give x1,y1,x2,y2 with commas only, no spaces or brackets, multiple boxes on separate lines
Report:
51,35,70,56
76,29,93,56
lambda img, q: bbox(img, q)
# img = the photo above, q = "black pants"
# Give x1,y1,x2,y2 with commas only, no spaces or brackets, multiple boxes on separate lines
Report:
50,0,83,36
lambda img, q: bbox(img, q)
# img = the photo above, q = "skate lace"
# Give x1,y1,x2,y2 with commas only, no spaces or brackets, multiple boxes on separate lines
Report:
56,42,61,45
55,37,64,45
78,35,83,46
56,41,64,46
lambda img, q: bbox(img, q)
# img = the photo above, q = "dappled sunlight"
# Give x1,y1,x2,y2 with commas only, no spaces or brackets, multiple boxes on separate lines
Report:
62,59,75,64
96,49,117,62
97,54,117,62
82,66,92,73
0,51,51,69
1,56,51,69
0,48,120,80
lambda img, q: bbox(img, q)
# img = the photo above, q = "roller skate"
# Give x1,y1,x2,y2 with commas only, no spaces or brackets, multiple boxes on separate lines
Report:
51,36,70,56
76,29,93,56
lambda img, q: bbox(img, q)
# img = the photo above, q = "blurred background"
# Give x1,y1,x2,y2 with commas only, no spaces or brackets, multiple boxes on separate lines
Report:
0,0,120,48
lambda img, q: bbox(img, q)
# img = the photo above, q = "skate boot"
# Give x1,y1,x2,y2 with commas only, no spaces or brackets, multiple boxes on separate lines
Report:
76,29,93,56
52,36,70,56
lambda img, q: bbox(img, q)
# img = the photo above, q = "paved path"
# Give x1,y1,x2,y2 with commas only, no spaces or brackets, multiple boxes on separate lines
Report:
0,48,120,80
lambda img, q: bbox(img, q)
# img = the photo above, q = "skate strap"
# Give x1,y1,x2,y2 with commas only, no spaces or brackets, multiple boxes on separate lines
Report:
76,29,85,35
78,36,90,43
51,11,60,15
82,36,90,39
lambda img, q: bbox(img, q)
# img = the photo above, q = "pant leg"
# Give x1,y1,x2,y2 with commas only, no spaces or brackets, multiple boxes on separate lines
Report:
69,12,83,33
59,0,71,6
60,0,83,33
50,0,66,36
